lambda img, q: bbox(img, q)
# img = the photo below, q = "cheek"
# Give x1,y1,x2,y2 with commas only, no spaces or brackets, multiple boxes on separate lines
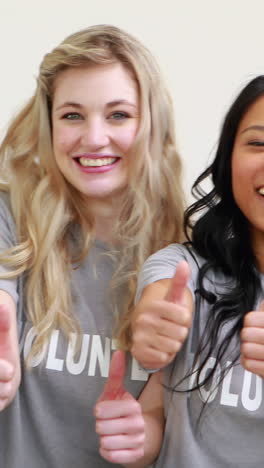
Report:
116,124,138,153
231,152,248,206
232,162,244,194
232,154,258,184
52,125,79,155
232,149,252,186
232,154,259,209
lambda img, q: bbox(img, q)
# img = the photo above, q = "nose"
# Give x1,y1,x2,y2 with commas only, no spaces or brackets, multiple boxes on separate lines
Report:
80,117,110,150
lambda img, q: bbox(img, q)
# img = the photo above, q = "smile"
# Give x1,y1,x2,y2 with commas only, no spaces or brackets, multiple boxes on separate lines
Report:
78,157,118,167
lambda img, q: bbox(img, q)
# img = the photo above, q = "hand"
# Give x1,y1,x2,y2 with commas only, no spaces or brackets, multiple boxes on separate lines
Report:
241,300,264,377
95,350,145,464
132,261,192,369
0,303,21,410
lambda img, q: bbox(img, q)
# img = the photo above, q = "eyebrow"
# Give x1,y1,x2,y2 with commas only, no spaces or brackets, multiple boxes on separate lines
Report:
240,125,264,134
55,99,137,112
106,100,137,109
55,102,83,111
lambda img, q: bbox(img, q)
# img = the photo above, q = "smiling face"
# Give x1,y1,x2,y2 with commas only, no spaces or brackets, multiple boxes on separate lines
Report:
232,94,264,255
51,62,139,205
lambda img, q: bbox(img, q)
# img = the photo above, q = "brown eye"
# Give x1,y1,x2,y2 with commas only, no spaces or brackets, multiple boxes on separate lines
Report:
248,140,264,146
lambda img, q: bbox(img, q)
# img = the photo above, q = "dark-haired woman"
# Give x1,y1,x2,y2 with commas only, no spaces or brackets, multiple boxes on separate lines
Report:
128,75,264,467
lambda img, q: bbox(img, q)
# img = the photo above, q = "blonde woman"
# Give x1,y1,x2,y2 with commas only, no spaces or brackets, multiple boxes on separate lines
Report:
0,25,184,467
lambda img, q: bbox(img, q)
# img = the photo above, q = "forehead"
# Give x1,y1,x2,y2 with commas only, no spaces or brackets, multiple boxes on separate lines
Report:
52,62,138,105
237,94,264,132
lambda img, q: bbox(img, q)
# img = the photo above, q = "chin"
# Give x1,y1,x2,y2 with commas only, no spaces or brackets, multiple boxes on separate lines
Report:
79,188,125,200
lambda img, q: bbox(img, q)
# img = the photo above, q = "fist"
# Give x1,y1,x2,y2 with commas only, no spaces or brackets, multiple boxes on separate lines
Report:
0,303,21,410
132,261,193,369
241,301,264,378
95,350,145,464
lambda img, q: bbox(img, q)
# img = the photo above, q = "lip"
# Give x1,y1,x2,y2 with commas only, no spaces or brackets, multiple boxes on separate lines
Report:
73,153,120,159
257,187,264,196
73,154,121,173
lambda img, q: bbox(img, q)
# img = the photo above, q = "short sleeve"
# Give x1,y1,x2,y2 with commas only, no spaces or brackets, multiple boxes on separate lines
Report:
0,192,18,303
135,243,201,303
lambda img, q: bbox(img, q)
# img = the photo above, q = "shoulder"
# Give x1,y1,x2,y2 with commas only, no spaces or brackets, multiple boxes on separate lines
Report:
0,190,17,243
135,244,205,303
0,190,11,209
0,190,14,221
0,190,14,220
142,243,204,273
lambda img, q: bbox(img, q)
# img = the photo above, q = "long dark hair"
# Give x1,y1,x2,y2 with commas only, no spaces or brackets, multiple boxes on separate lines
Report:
182,76,264,395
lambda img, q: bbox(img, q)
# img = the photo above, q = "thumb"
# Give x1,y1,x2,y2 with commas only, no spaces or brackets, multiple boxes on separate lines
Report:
257,300,264,311
165,260,190,305
120,391,135,401
0,304,13,358
99,350,126,401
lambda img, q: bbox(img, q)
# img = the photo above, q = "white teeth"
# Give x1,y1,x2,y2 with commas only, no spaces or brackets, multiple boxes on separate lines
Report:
258,187,264,195
78,157,117,167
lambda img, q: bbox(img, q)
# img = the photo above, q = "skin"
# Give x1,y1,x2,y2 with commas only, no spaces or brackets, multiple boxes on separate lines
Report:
52,62,139,241
0,62,140,409
232,94,264,378
5,70,264,467
0,59,172,466
121,94,264,465
232,94,264,268
132,95,264,376
132,261,194,369
94,263,194,466
0,291,21,411
95,350,164,467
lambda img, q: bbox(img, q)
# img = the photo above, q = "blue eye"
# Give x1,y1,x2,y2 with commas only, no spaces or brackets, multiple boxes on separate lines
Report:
62,113,82,120
109,112,129,120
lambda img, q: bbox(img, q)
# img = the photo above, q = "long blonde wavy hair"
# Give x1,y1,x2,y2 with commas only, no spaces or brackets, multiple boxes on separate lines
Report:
0,24,185,359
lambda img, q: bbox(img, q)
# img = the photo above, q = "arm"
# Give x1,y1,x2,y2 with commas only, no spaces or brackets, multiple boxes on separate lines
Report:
0,289,21,410
131,261,194,369
123,370,164,468
95,351,164,467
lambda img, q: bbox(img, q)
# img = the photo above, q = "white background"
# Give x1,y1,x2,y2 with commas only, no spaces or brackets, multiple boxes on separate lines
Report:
1,0,264,201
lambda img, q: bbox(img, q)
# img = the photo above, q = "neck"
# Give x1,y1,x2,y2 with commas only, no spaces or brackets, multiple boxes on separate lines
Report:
89,198,122,245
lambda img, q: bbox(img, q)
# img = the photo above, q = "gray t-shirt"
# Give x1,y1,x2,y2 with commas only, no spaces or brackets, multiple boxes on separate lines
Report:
136,243,264,468
0,192,148,468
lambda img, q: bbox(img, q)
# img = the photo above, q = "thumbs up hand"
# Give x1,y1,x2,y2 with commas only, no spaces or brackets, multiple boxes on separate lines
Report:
95,350,145,465
0,302,21,410
131,261,193,369
241,300,264,377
